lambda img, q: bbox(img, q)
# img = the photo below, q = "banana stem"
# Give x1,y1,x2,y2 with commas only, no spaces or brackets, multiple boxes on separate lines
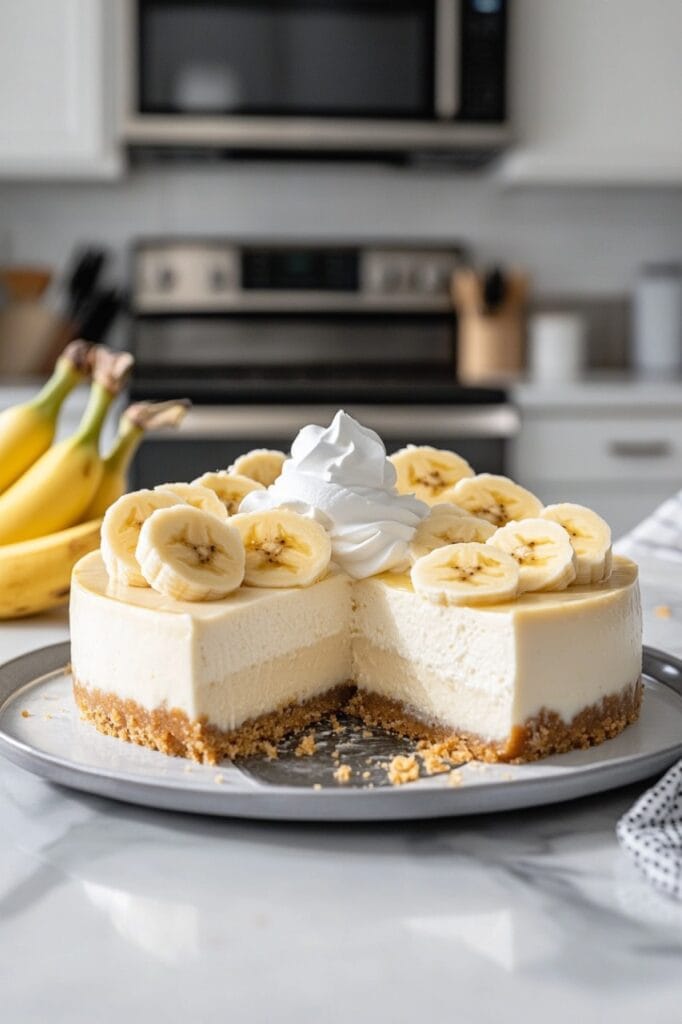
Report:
72,348,135,446
103,419,144,476
103,399,191,472
74,382,115,445
29,341,93,420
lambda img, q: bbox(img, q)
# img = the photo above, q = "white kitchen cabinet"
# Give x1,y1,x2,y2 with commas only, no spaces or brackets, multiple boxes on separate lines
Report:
510,382,682,537
0,0,121,179
501,0,682,185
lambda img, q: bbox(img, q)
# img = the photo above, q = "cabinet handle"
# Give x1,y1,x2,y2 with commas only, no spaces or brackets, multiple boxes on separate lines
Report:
608,440,671,458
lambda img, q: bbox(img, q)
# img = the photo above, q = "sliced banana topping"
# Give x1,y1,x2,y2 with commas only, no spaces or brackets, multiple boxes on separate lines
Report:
411,542,520,607
449,474,543,527
101,489,185,587
409,503,496,562
230,509,332,588
230,449,287,487
541,502,612,584
136,505,245,602
191,471,264,516
389,445,474,504
155,482,228,520
487,518,576,593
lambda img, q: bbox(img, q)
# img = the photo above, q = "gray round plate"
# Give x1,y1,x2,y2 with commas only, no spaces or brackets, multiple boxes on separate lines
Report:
0,643,680,821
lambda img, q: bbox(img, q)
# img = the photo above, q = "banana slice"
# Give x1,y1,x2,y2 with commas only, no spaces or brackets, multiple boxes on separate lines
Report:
411,542,520,607
136,505,245,602
155,482,228,520
487,518,576,593
409,503,496,562
230,449,287,487
101,489,185,587
230,509,331,588
191,472,264,516
389,445,474,504
450,474,543,527
541,503,612,583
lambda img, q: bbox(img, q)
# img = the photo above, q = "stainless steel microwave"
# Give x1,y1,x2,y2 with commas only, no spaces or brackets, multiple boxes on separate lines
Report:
122,0,510,159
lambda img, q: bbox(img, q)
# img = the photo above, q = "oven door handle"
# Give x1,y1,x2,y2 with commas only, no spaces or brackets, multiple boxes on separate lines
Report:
156,404,519,441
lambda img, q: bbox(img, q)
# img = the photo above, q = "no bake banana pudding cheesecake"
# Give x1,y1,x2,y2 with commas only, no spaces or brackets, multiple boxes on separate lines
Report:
70,411,642,766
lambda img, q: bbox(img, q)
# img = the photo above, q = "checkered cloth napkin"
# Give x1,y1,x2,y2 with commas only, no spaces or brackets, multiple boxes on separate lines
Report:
614,491,682,563
615,488,682,899
617,762,682,900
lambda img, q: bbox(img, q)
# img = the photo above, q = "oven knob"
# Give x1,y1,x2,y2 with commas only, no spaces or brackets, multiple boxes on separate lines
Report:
209,266,231,291
416,263,450,294
369,263,403,293
156,266,175,292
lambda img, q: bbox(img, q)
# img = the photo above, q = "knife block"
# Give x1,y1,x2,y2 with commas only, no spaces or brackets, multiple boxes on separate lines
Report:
452,269,529,385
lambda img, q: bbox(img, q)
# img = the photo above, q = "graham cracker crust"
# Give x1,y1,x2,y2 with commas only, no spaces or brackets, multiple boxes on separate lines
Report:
73,680,354,765
347,677,643,764
73,675,643,766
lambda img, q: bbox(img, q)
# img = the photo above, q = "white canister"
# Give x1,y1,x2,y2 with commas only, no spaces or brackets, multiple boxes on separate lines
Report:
528,312,587,384
633,264,682,377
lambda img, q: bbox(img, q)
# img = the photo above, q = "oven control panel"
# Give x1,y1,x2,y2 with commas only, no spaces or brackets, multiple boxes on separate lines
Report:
133,241,466,313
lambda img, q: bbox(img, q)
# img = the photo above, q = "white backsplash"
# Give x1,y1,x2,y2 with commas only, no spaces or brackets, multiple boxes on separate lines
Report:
1,165,682,298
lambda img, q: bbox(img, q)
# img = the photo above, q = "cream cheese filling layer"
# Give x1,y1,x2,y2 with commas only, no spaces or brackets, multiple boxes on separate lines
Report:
70,552,641,740
352,563,641,739
70,553,352,727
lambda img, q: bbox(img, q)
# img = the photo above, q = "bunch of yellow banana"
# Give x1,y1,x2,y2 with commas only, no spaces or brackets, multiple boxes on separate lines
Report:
0,343,189,618
0,339,93,493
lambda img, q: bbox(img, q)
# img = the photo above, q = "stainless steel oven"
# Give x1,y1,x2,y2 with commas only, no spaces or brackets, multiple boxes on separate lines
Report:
127,238,518,486
122,0,510,160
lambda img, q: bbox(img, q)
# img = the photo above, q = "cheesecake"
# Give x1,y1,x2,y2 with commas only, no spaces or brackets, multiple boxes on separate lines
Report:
70,411,643,766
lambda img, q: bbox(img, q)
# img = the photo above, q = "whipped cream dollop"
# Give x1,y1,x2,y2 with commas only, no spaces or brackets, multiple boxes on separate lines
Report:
239,410,428,578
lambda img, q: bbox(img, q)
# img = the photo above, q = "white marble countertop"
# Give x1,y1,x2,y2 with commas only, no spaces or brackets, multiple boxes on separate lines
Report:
1,558,681,1023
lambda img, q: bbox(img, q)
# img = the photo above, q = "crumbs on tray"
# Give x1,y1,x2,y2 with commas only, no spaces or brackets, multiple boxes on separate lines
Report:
418,749,451,776
294,733,317,758
387,754,420,786
333,764,352,785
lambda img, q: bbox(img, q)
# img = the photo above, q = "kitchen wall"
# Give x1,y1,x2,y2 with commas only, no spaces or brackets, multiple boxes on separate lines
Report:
1,164,682,298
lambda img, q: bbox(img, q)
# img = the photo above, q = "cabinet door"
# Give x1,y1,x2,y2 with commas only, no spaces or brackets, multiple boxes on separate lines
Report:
0,0,121,178
512,415,682,484
502,0,682,184
510,411,682,536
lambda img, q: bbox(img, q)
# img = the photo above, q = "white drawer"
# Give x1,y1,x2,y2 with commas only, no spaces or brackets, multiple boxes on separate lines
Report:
511,415,682,483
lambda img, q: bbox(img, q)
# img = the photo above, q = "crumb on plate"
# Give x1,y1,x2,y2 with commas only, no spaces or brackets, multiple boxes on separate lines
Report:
333,764,352,785
387,754,420,786
294,733,317,757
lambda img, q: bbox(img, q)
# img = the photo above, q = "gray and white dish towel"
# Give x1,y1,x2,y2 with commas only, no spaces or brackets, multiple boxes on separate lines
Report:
615,492,682,899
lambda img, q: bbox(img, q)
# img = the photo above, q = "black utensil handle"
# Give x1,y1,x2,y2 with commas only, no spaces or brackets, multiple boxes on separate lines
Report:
482,266,506,314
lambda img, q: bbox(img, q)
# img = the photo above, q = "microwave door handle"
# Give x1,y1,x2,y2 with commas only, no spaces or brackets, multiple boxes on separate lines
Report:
435,0,460,120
